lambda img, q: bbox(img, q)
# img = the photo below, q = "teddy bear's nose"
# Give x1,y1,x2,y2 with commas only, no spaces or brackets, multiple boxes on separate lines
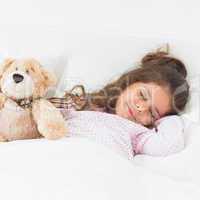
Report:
13,73,24,83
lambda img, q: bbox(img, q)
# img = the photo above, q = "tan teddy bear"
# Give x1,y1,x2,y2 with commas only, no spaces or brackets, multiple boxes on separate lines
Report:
0,58,67,142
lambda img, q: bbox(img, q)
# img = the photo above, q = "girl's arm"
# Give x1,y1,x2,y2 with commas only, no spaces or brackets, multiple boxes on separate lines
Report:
133,115,185,156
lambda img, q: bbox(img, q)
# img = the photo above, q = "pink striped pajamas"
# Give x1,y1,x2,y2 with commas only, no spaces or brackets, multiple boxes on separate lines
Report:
61,109,185,159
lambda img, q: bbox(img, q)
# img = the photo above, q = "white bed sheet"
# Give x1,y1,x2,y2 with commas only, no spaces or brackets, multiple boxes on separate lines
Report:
0,135,199,200
133,117,200,187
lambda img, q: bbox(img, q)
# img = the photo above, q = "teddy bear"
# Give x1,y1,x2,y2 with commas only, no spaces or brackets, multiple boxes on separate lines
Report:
0,58,67,142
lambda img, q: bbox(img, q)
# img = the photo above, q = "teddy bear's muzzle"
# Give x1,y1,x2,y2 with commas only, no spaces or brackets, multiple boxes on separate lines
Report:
13,73,24,83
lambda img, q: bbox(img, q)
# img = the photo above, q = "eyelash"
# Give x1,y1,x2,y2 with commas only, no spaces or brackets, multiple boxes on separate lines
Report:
140,91,148,101
140,91,155,119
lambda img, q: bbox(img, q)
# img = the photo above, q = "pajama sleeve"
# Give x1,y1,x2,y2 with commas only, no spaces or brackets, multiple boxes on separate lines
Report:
133,115,185,156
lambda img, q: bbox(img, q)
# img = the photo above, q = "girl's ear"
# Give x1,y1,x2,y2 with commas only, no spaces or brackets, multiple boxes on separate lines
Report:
0,58,15,78
40,68,57,87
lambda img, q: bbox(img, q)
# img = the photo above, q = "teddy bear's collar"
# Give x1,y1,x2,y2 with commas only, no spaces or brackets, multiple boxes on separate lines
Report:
16,98,40,109
16,98,33,109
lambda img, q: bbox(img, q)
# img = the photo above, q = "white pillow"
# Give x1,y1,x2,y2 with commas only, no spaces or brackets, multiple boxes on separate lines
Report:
0,28,69,97
0,55,68,97
29,55,68,97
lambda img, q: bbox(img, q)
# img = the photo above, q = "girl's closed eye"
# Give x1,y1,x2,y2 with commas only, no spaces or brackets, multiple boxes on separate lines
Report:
139,91,146,100
139,90,149,102
138,90,155,125
140,90,159,120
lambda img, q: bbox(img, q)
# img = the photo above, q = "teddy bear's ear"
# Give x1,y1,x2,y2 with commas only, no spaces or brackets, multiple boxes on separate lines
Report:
0,58,15,78
40,68,57,87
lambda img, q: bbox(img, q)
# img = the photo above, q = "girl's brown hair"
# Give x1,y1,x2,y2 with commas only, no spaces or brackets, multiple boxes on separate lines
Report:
66,47,190,117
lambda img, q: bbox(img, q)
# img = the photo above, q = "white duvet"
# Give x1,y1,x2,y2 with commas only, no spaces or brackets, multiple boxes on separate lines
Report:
134,117,200,185
0,114,199,200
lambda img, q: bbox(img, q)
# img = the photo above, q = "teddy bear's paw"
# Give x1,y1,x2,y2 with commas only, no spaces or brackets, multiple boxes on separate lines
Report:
38,122,67,140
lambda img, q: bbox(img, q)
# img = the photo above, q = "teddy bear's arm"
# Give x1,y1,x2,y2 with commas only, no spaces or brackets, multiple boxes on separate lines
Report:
0,93,7,110
32,99,67,140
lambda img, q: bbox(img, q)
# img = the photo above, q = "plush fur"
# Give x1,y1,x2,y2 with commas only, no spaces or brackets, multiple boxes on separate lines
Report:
0,58,67,141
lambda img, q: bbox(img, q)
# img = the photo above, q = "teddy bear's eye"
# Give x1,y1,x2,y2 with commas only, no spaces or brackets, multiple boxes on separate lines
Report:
15,67,18,70
26,70,29,74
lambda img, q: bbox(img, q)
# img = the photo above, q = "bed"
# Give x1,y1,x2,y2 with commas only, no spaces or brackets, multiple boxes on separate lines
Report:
0,28,200,199
0,119,200,200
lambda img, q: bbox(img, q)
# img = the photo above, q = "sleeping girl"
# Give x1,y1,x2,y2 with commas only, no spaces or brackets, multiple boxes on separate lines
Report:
57,46,190,159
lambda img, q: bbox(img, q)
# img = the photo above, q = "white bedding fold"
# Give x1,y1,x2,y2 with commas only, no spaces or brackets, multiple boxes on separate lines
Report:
0,138,199,200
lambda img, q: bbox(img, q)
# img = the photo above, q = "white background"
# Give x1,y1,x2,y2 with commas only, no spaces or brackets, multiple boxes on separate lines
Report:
0,0,198,39
0,0,199,122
